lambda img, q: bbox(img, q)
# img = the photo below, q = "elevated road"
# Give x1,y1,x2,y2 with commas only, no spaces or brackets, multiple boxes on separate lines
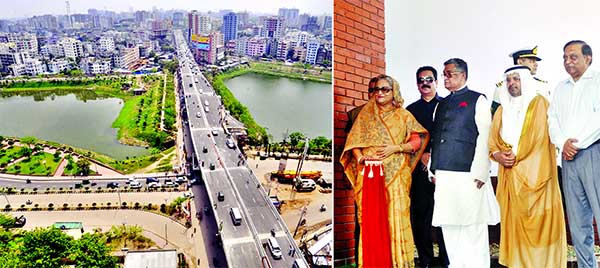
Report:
173,30,307,268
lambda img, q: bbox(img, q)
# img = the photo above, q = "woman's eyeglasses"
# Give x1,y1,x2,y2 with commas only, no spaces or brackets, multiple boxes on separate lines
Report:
368,86,393,94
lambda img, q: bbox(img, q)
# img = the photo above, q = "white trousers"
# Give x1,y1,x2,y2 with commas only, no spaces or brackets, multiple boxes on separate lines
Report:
441,224,490,268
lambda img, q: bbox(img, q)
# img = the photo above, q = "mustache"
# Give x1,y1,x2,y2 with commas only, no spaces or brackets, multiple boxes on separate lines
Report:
420,85,431,89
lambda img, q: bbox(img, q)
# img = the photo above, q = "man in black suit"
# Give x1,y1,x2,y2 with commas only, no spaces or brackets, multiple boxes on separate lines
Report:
406,66,449,268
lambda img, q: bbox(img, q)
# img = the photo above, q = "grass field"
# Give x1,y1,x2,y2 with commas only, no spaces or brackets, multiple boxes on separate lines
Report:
4,152,61,176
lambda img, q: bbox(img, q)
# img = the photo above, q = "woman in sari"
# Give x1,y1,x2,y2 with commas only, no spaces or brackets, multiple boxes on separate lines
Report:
341,75,429,268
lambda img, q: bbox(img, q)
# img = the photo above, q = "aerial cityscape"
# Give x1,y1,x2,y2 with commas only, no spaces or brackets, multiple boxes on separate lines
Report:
0,1,332,267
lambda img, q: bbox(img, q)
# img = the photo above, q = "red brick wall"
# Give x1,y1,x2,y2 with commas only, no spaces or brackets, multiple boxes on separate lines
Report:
334,0,386,266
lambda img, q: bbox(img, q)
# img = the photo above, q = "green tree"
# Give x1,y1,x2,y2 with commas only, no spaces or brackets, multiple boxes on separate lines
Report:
71,233,117,268
0,214,16,229
20,227,73,268
288,132,306,148
309,136,332,156
20,136,37,147
76,158,92,176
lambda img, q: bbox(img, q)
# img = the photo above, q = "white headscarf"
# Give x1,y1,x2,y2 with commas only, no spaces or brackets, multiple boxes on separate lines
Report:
499,66,538,155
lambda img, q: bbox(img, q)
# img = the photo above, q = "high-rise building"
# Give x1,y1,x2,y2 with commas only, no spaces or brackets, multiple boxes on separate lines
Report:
298,13,310,28
0,44,26,72
301,16,320,33
278,8,299,28
199,15,211,34
47,58,71,73
276,39,292,60
188,10,200,38
173,12,185,27
237,11,249,28
28,15,58,30
322,16,332,31
234,37,248,56
252,26,263,37
114,46,140,70
98,36,115,52
222,12,238,42
65,0,72,28
296,31,311,46
1,33,39,55
305,39,320,64
262,17,283,40
135,10,150,23
246,37,268,58
58,37,83,59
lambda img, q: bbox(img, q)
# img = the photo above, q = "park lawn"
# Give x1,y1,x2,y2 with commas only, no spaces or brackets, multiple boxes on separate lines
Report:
5,152,62,175
0,146,27,166
113,96,144,145
61,157,98,176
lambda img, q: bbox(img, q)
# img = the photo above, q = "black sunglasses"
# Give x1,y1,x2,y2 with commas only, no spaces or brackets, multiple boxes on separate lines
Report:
417,76,435,84
368,86,393,94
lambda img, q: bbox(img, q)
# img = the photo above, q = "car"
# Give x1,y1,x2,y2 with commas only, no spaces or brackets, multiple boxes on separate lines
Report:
217,191,225,201
211,129,219,136
107,182,119,189
202,146,208,153
204,100,209,106
146,177,159,184
148,182,162,188
183,191,194,198
204,106,210,113
126,178,136,184
209,162,215,170
267,237,282,259
226,139,236,149
129,180,142,189
164,179,176,188
175,176,188,184
13,215,26,228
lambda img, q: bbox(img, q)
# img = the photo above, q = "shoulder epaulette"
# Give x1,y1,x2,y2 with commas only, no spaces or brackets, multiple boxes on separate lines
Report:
534,77,547,83
495,80,504,88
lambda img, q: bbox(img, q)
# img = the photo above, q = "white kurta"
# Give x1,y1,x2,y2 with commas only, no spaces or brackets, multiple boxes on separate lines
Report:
432,95,500,226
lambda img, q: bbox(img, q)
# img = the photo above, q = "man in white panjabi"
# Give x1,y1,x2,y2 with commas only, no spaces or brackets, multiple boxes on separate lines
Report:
429,58,500,268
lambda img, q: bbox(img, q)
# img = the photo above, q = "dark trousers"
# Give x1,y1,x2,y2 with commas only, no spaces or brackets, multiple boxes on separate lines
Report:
411,165,449,267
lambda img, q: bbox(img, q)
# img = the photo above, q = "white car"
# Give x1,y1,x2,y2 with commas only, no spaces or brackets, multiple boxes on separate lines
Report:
129,180,142,189
148,182,162,189
164,179,176,188
211,129,219,136
226,139,236,149
204,100,209,106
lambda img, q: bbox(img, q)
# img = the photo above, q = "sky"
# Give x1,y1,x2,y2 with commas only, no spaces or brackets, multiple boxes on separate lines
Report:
0,0,332,19
386,0,600,105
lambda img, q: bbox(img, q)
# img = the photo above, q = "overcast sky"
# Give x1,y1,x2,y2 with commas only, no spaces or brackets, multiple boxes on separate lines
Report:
386,0,600,105
0,0,332,19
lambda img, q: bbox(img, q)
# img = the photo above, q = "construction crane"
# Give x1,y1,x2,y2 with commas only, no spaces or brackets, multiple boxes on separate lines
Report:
290,137,310,200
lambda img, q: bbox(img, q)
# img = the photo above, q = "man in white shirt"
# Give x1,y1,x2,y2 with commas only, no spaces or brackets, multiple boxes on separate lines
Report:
548,40,600,268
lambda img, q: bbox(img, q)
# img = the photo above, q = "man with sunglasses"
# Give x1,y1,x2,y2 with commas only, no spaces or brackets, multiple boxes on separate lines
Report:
429,58,500,268
406,66,449,268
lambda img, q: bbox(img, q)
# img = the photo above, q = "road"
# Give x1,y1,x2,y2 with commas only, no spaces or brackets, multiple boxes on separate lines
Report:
174,29,307,268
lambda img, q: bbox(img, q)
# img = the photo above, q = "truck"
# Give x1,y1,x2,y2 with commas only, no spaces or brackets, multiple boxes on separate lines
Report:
270,170,322,184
